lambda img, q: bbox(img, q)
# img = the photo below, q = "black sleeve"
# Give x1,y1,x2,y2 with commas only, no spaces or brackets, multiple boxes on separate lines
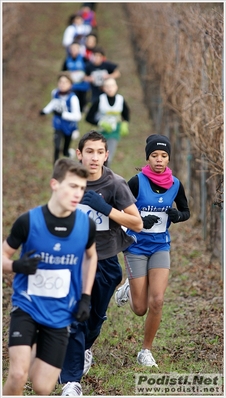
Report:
83,57,90,66
6,210,97,249
85,61,92,75
86,218,96,249
127,176,190,221
6,212,30,249
85,99,100,125
62,59,67,71
107,61,118,73
122,99,130,122
174,182,190,221
127,175,139,198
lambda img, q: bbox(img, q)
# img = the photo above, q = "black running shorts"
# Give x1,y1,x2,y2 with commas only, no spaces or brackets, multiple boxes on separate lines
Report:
8,307,69,368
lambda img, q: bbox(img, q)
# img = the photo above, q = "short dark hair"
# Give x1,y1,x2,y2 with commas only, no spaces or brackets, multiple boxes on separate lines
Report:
67,14,76,25
86,32,98,40
52,158,89,182
67,13,83,25
57,71,73,84
78,130,108,152
70,40,81,46
93,46,105,56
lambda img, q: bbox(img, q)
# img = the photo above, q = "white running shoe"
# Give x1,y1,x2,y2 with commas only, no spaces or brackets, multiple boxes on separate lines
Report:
137,349,158,367
115,278,130,307
83,349,93,375
68,148,76,159
61,381,83,396
71,130,80,140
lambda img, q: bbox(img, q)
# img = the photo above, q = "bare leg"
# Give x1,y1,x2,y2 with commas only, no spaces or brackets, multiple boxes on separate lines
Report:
28,343,37,374
29,357,61,396
3,345,31,396
128,268,169,349
128,275,149,315
144,268,169,349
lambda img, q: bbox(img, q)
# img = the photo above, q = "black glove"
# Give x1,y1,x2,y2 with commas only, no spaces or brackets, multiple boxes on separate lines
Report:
12,250,41,275
82,190,112,216
39,110,45,115
142,215,160,229
53,110,62,117
166,208,182,223
74,294,91,323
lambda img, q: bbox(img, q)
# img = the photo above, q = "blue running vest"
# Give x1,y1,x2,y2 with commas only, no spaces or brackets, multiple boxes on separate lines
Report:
65,55,90,92
12,206,89,328
126,173,180,255
53,90,78,136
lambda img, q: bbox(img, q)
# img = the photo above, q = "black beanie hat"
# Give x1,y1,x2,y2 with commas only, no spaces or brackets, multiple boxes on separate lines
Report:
145,134,171,160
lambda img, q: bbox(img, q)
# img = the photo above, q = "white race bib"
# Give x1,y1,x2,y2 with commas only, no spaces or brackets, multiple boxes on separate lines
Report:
91,70,107,86
28,269,71,298
100,115,117,130
70,71,85,83
77,204,109,231
141,211,168,233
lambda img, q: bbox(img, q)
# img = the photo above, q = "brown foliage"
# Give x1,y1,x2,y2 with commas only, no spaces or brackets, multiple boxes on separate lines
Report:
125,3,223,178
124,3,223,259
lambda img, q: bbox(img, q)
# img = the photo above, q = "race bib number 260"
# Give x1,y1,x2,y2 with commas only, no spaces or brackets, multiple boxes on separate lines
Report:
28,269,71,298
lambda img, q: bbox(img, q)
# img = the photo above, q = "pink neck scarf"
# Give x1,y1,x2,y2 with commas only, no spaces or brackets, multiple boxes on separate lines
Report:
141,165,173,189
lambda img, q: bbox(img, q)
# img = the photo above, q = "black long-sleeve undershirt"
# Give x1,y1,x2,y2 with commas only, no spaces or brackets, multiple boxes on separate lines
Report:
7,205,96,250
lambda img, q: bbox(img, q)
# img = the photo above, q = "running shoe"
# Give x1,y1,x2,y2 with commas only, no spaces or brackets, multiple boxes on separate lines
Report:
71,130,80,140
115,278,130,307
61,381,83,396
137,349,158,367
83,349,93,375
68,148,76,159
